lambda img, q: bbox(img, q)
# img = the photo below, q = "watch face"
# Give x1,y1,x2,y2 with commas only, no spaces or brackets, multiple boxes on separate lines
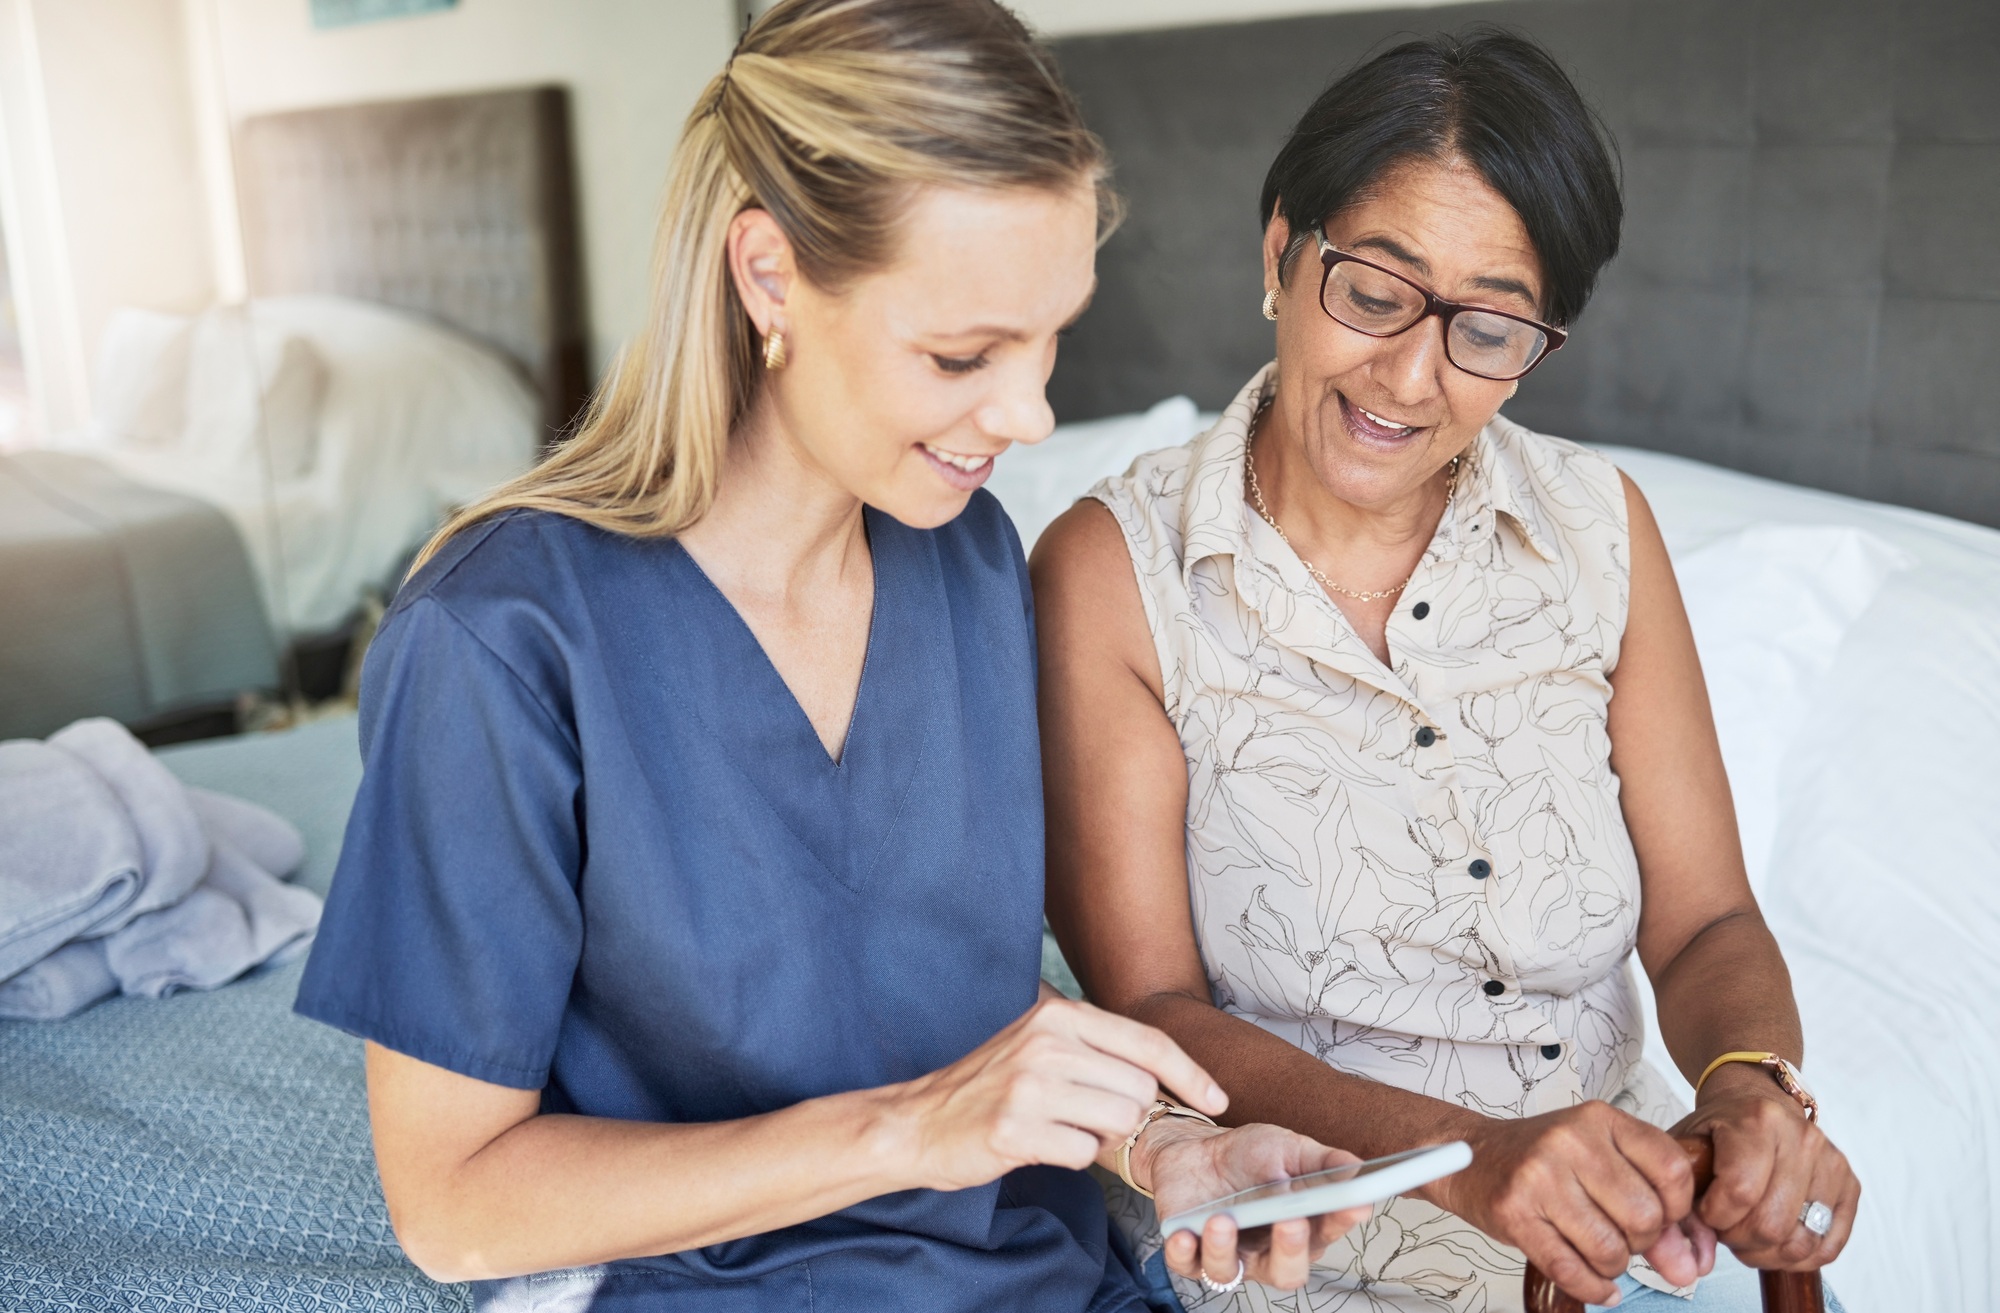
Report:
1764,1057,1819,1118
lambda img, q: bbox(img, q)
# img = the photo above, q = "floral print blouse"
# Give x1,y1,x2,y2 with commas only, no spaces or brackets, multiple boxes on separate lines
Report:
1088,365,1687,1311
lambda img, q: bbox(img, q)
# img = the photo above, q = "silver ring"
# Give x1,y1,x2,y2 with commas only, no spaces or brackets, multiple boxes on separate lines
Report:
1199,1256,1247,1294
1800,1199,1834,1237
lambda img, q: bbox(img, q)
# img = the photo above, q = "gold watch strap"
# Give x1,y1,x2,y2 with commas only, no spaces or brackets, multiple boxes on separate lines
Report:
1115,1099,1219,1200
1695,1051,1819,1121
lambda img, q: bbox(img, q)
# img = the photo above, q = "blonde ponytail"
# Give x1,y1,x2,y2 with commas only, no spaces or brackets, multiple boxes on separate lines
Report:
412,0,1113,571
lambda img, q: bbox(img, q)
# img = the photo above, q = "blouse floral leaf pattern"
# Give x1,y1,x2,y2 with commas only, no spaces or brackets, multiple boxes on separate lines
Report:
1088,365,1688,1312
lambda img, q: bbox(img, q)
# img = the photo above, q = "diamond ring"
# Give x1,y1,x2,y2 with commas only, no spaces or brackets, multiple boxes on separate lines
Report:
1800,1199,1834,1237
1199,1257,1247,1294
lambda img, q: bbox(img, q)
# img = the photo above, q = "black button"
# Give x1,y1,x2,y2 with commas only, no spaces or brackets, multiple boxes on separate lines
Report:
1468,859,1491,879
1412,601,1431,619
1541,1044,1562,1060
1482,980,1505,997
1414,726,1437,748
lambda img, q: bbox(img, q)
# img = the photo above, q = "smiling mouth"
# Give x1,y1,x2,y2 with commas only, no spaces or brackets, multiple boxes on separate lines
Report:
918,442,998,492
1339,393,1427,444
921,443,996,473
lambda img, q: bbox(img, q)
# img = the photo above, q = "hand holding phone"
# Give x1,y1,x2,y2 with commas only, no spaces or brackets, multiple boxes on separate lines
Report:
1159,1141,1474,1238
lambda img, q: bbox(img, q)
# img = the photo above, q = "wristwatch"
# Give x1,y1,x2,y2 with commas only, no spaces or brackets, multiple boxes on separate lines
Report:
1695,1051,1819,1122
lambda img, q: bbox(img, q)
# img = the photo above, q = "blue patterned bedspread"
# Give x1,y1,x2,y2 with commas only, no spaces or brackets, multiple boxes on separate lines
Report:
0,715,470,1311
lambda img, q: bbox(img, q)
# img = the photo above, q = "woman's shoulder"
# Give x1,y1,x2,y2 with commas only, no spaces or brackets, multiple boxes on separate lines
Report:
1088,434,1203,518
1481,413,1630,537
370,510,616,714
1077,431,1213,574
933,487,1026,569
921,489,1036,623
389,509,602,628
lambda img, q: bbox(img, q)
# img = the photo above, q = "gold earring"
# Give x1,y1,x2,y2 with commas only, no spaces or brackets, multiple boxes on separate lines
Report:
1261,288,1280,321
1506,381,1519,399
763,328,788,371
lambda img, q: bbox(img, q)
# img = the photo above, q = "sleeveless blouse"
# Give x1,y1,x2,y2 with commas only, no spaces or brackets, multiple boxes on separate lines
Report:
1089,365,1687,1311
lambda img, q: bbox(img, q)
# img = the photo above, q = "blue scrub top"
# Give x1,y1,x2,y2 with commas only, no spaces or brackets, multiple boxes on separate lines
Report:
295,494,1152,1312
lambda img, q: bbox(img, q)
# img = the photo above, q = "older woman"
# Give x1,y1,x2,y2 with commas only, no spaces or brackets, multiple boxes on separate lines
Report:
1033,31,1857,1313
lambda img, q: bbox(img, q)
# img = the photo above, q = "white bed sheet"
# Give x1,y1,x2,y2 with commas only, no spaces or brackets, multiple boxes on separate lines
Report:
1605,445,1999,1313
76,296,540,636
996,405,2000,1313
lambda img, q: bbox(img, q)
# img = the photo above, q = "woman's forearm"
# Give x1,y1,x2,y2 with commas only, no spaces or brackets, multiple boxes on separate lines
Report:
1129,990,1487,1207
1646,907,1804,1093
376,991,1240,1283
389,1083,920,1282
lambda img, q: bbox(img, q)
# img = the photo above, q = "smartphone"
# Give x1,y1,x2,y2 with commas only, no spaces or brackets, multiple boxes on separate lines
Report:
1158,1141,1473,1237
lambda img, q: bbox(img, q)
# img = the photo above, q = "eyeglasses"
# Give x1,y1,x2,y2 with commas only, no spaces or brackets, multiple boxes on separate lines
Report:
1312,229,1565,382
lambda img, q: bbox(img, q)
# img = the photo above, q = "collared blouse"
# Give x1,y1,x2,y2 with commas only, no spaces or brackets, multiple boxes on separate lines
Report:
1088,364,1686,1311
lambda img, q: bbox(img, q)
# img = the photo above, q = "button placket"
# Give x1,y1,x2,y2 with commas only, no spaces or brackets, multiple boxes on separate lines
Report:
1236,512,1427,710
1526,1051,1583,1115
1449,793,1526,1006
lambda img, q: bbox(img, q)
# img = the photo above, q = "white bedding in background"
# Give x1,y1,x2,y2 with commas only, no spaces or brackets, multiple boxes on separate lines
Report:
1606,446,2000,1313
985,395,1212,547
71,296,540,636
997,406,2000,1313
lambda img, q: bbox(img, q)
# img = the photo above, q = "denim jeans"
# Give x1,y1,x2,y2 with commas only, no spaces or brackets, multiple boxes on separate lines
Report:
1136,1245,1847,1312
1587,1246,1848,1313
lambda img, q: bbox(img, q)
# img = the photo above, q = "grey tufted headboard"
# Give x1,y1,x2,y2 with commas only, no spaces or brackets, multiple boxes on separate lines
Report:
1048,0,2000,529
234,86,589,442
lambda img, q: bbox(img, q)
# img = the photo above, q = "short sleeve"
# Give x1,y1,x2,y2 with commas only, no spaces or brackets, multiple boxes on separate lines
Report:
294,595,583,1090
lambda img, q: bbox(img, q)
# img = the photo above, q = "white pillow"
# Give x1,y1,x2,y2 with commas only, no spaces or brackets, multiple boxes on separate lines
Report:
90,308,194,448
87,295,539,636
183,310,329,481
1672,524,1912,893
988,395,1215,551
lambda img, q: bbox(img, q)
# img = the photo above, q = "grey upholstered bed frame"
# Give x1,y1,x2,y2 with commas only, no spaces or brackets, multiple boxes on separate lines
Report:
233,86,589,442
1048,0,2000,529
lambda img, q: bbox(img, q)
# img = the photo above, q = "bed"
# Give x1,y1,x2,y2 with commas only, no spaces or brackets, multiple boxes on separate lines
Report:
0,86,586,743
0,713,471,1310
0,450,279,742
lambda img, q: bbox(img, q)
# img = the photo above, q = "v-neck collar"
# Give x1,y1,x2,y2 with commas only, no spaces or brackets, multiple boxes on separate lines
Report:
676,515,882,770
653,508,944,893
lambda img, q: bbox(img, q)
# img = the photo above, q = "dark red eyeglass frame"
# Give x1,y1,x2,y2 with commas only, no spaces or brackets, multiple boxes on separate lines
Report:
1313,229,1567,382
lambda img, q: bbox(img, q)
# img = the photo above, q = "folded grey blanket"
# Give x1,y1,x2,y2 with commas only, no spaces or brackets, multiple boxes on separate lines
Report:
0,719,319,1020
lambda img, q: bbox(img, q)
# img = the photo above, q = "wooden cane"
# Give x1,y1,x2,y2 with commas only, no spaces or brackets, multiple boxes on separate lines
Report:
1522,1135,1825,1313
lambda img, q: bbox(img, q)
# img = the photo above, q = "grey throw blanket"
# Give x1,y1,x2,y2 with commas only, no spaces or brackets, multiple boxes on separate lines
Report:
0,719,319,1020
0,452,278,741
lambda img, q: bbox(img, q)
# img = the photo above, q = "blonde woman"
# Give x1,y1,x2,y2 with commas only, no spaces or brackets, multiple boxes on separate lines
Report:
293,3,1369,1310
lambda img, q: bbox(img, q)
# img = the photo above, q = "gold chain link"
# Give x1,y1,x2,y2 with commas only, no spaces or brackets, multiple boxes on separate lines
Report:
1244,415,1459,603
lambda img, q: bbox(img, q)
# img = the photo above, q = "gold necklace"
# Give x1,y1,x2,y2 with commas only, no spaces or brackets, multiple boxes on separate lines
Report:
1243,417,1459,603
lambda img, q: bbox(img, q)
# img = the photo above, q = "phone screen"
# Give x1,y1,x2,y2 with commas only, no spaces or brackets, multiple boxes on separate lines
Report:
1200,1145,1443,1209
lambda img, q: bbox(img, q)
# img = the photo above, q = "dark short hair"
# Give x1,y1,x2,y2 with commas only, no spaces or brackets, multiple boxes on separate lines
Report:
1259,27,1621,328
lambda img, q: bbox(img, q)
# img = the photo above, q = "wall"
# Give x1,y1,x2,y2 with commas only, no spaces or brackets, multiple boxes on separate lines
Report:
1015,0,1510,36
0,0,1512,431
40,0,216,364
202,0,737,376
0,0,213,435
741,0,1513,38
